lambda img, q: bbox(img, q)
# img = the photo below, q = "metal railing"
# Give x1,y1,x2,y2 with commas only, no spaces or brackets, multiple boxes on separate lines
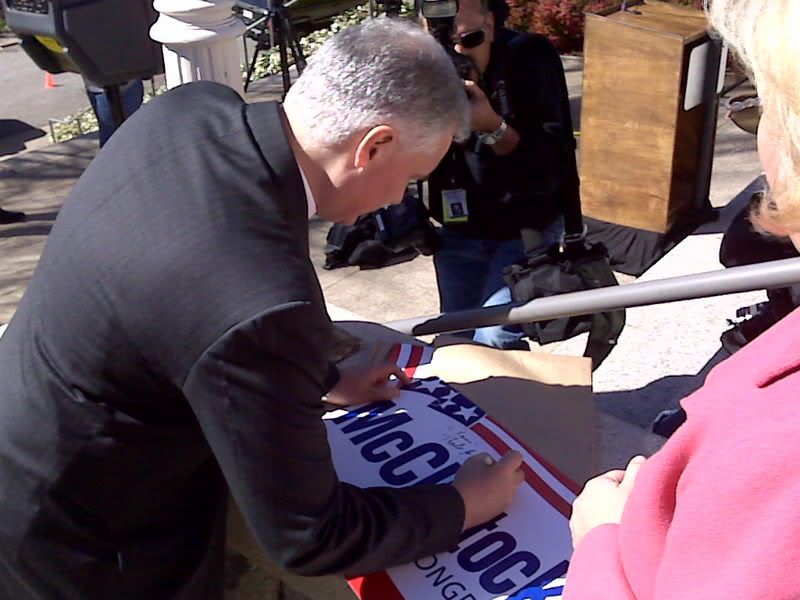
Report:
385,258,800,337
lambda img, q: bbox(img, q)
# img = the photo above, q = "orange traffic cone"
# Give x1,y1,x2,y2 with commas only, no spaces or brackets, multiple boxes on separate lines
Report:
44,72,57,89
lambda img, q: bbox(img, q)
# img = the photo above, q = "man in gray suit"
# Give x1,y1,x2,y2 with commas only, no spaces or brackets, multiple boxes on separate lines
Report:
0,18,523,599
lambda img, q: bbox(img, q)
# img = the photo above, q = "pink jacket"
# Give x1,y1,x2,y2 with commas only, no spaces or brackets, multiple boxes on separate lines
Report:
564,307,800,599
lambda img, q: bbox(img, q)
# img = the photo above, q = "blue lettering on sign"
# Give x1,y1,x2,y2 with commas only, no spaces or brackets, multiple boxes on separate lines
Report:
457,531,517,573
479,551,541,595
425,565,453,586
441,581,468,599
508,560,569,599
450,513,508,552
448,518,554,595
415,555,477,600
334,389,558,597
418,534,550,598
332,400,394,425
379,442,450,486
336,400,460,487
361,431,414,463
334,401,413,444
415,556,439,570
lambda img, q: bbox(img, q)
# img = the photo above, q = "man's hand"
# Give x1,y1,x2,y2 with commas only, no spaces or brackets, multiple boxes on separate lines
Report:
465,80,502,133
324,363,411,407
453,452,525,531
569,455,646,548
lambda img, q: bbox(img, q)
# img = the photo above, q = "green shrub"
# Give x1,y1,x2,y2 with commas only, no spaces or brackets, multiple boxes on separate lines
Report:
247,3,403,80
49,86,166,143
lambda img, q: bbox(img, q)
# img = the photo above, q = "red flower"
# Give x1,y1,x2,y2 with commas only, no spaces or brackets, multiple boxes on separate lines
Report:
506,0,701,52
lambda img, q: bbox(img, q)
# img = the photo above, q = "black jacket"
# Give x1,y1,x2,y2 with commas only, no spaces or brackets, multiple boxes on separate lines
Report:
428,30,579,240
0,82,464,599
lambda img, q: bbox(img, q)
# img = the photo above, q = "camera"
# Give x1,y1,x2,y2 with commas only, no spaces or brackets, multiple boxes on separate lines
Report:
420,0,477,81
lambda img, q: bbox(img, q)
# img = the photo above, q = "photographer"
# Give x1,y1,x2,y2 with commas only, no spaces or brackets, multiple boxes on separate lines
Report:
425,0,580,349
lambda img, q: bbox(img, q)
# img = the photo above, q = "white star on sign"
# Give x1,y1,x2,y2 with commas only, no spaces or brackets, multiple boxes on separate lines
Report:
438,399,457,410
439,388,460,401
452,406,481,422
412,378,442,394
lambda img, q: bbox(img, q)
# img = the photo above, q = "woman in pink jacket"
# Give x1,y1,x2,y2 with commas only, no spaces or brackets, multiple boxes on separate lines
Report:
564,1,800,598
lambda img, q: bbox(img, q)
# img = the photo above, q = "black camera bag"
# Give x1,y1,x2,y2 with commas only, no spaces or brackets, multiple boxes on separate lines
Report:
323,192,439,270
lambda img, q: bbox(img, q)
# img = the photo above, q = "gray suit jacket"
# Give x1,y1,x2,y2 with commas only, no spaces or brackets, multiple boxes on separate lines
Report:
0,82,464,599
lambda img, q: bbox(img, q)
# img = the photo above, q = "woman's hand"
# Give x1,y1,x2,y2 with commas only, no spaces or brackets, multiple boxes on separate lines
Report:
569,455,646,547
324,362,411,407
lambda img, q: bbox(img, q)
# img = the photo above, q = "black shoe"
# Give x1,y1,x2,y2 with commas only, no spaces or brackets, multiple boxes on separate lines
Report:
0,208,26,225
720,299,794,355
652,407,687,438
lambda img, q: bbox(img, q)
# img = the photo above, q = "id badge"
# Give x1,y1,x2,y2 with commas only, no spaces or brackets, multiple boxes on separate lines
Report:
442,189,469,224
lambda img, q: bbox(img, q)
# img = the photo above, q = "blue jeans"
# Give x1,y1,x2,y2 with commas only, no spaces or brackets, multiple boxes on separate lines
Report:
434,218,564,349
87,80,145,147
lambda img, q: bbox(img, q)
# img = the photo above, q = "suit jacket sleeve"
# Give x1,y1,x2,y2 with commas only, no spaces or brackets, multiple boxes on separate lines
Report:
182,301,465,576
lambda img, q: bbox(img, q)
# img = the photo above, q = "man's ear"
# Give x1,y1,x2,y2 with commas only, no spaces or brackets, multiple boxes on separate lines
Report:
486,12,495,41
354,125,396,169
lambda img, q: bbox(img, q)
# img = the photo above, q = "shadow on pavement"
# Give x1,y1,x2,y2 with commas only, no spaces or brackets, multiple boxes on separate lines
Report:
595,347,730,429
0,119,46,158
0,222,53,239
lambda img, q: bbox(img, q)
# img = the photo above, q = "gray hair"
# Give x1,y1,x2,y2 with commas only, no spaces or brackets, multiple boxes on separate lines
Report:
283,17,470,152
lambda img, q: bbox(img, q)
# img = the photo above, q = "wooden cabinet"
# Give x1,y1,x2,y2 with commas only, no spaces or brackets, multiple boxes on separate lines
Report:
579,0,722,233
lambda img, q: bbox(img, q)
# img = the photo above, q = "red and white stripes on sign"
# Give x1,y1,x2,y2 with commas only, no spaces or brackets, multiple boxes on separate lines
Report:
387,344,435,378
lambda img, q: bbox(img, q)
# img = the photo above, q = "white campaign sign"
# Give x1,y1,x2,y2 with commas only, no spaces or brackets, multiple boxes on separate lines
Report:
323,376,575,600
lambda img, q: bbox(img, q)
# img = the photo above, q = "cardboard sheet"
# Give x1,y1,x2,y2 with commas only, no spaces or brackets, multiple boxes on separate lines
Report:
226,322,596,600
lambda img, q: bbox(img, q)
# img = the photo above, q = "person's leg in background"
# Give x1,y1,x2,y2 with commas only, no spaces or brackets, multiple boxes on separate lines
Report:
471,286,528,349
473,217,565,349
433,228,492,339
87,80,145,147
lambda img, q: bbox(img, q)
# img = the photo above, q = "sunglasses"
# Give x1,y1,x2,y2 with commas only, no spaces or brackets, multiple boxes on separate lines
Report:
726,93,761,135
453,28,486,49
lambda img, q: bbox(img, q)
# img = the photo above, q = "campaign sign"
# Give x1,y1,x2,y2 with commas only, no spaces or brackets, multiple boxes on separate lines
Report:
323,375,576,600
387,343,435,378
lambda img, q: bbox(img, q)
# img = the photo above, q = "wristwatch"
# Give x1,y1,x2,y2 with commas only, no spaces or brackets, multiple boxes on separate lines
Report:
478,119,508,145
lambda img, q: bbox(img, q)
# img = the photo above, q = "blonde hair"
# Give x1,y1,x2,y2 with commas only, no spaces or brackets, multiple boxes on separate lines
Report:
707,0,800,235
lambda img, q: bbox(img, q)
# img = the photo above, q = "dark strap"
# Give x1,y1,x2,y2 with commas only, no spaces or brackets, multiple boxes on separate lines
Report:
561,155,584,239
578,251,625,369
585,309,624,369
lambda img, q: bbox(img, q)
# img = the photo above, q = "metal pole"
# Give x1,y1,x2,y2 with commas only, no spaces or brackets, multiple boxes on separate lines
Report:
384,258,800,337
